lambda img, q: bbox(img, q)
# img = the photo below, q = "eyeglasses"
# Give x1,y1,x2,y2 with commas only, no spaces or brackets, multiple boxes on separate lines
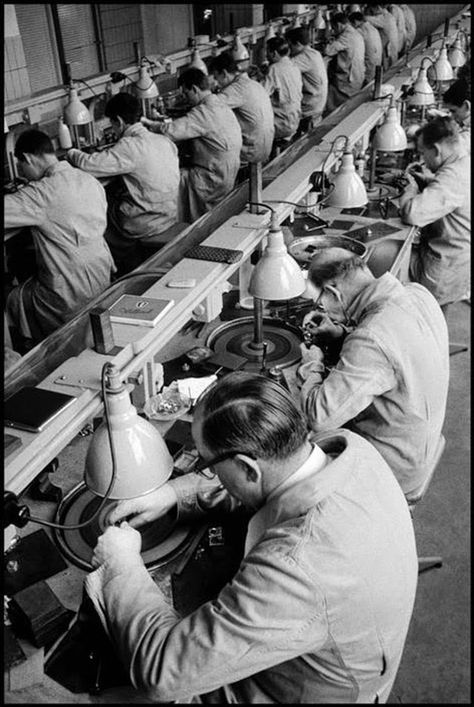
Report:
314,285,351,324
193,449,257,479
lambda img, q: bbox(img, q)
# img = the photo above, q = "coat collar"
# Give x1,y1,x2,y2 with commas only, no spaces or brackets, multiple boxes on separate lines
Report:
345,272,403,323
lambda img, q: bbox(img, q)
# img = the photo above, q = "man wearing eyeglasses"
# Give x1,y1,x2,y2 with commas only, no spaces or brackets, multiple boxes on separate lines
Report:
85,372,417,703
297,247,449,500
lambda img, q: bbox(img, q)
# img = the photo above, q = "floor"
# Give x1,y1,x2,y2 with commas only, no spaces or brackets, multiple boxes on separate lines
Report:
5,299,471,704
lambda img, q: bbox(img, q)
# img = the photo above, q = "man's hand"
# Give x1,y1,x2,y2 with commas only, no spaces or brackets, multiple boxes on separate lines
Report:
303,310,346,345
107,483,178,528
299,342,325,368
91,522,142,569
140,116,167,134
65,148,81,164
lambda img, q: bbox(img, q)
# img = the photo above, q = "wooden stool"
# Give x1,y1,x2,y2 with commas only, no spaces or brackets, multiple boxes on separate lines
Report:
406,437,446,574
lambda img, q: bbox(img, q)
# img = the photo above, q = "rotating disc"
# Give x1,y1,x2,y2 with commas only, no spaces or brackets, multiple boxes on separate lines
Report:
365,182,401,200
53,483,194,571
206,317,302,371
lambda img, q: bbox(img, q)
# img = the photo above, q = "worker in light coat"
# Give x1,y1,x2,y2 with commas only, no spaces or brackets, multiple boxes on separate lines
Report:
297,247,449,499
5,129,114,345
286,27,328,132
86,373,417,703
400,4,417,52
262,35,303,141
325,13,365,112
349,10,383,84
366,5,398,69
443,78,471,153
67,92,180,275
399,116,470,308
387,4,407,57
142,68,242,224
209,52,274,165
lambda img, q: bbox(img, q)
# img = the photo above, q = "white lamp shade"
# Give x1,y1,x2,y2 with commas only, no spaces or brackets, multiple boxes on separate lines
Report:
408,68,436,106
134,66,159,99
373,107,408,151
84,385,173,499
448,41,466,68
266,24,276,40
190,49,208,74
249,227,306,301
429,47,454,81
327,152,368,208
64,88,92,126
231,34,250,61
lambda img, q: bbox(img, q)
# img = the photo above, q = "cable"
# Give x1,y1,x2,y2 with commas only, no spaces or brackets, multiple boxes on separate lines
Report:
75,78,98,97
25,362,119,530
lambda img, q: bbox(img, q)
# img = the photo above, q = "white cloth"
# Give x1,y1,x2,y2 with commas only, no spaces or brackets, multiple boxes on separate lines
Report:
67,123,180,239
262,56,303,139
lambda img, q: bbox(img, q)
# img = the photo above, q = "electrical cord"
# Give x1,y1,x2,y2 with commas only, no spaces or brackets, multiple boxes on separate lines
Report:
75,78,98,97
22,363,119,530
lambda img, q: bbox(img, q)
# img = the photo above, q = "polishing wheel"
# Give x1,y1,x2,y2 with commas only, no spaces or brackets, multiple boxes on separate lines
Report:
53,483,195,571
206,317,302,371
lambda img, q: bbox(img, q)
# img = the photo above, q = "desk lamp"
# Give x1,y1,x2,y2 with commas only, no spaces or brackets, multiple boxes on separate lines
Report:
189,41,209,74
367,94,408,195
63,84,95,149
448,35,466,69
231,31,250,72
133,58,160,119
246,203,306,357
265,23,276,41
428,42,454,93
319,135,368,208
408,59,436,108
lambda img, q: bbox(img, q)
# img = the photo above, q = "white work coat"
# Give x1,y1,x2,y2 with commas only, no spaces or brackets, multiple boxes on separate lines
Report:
325,25,366,97
299,273,449,497
218,72,274,164
67,123,180,239
86,428,417,704
399,143,470,306
262,55,303,139
367,10,398,67
388,4,407,56
400,4,417,51
291,46,328,121
164,93,242,222
4,161,114,340
356,20,383,83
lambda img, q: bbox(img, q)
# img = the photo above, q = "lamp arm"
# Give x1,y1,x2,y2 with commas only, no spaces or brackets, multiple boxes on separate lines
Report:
19,363,120,531
320,135,348,198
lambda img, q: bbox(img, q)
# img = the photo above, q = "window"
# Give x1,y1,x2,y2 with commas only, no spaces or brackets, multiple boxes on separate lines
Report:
15,4,61,94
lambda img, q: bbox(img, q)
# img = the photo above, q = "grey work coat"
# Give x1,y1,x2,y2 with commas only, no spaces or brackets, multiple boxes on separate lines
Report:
291,46,328,121
263,55,303,140
400,144,471,306
5,161,114,341
367,10,399,67
219,72,274,164
86,428,417,703
67,122,180,240
299,274,449,497
165,93,242,222
400,4,417,51
325,25,366,97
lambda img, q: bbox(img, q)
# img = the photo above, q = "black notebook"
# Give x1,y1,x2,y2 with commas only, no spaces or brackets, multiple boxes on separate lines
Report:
4,387,77,433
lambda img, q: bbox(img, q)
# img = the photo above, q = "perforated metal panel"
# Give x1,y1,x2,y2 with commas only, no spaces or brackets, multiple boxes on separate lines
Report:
15,4,61,93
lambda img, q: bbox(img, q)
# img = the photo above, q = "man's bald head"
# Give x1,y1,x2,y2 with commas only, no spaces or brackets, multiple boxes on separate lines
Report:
307,248,368,289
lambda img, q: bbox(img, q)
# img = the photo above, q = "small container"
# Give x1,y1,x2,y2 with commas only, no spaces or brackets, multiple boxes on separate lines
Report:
58,117,72,149
267,366,290,391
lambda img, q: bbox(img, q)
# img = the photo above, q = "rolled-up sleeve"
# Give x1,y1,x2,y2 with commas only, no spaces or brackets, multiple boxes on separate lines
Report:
399,169,465,228
301,330,396,431
85,535,326,702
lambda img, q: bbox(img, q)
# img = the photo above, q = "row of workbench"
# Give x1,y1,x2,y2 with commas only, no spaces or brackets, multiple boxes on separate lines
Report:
4,6,470,499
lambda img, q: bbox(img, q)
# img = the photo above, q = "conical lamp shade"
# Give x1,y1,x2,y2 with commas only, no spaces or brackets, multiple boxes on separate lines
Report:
448,40,466,68
231,34,250,62
327,152,368,208
249,226,306,301
408,67,435,106
133,65,159,99
429,47,454,81
265,24,275,40
373,106,408,151
84,384,173,499
190,48,208,74
64,88,92,126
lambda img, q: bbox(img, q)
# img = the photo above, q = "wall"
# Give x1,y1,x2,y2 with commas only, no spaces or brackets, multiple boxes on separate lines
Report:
411,4,466,45
4,4,31,101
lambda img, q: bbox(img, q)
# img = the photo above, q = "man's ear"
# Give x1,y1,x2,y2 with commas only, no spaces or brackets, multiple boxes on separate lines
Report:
235,454,261,483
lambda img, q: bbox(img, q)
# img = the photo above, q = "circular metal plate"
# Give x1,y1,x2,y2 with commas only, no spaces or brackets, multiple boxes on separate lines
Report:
53,483,194,571
206,317,302,371
365,182,401,200
288,234,367,266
